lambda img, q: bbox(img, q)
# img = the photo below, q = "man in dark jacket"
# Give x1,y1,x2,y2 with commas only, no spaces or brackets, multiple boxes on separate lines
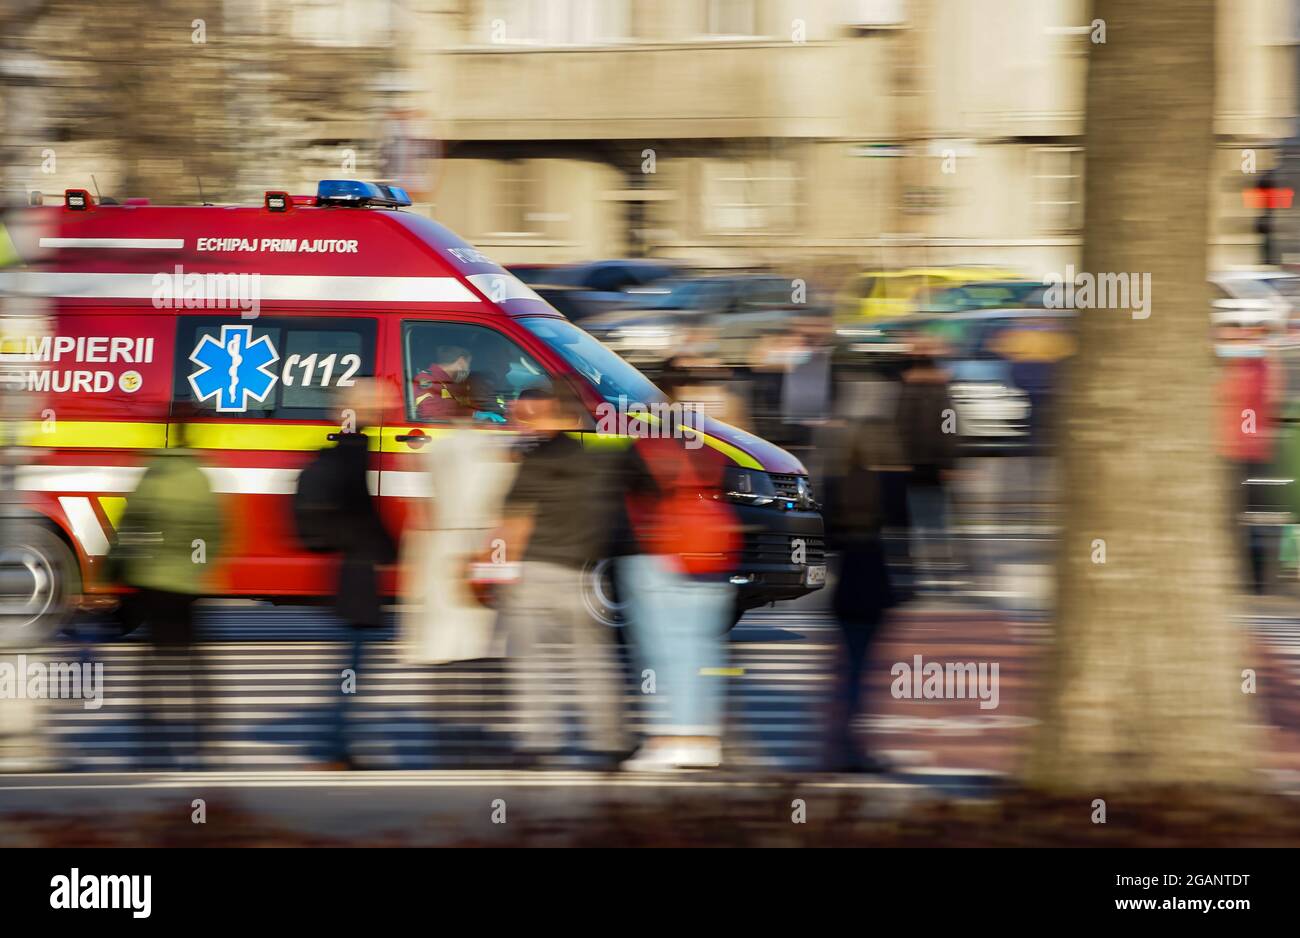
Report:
316,381,397,769
895,339,961,593
495,385,631,768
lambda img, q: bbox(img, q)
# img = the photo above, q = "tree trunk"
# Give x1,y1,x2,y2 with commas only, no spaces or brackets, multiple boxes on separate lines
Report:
1025,0,1259,791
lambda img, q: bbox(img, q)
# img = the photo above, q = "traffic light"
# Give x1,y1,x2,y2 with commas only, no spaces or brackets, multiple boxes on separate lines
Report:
1243,173,1293,265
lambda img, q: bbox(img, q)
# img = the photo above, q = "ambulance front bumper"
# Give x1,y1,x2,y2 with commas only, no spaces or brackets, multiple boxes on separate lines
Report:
730,504,826,610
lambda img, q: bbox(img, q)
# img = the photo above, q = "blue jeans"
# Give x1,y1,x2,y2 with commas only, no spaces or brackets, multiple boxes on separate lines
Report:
329,627,367,761
907,481,951,583
620,554,734,736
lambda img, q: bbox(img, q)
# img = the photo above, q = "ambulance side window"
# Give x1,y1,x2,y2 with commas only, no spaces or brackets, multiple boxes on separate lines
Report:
173,316,377,420
402,321,550,425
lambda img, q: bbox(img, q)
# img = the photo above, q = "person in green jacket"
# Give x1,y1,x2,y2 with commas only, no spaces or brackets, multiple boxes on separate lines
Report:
110,418,224,768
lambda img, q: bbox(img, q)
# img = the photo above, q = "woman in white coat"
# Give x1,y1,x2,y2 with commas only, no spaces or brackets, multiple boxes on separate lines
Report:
399,395,519,664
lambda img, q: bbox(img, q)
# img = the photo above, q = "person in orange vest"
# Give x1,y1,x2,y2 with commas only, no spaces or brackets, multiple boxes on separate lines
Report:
412,344,472,419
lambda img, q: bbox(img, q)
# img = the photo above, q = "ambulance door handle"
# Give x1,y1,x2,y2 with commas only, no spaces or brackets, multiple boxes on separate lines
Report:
396,429,429,449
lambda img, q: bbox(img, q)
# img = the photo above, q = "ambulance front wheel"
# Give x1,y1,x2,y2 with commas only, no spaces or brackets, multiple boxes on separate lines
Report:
0,523,81,646
581,559,745,633
582,558,628,629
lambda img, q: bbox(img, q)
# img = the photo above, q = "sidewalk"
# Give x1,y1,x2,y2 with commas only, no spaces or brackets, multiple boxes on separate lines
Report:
1,768,1296,846
0,767,976,846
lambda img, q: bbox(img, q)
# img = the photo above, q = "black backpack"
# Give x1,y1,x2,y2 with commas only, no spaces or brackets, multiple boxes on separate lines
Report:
293,446,343,553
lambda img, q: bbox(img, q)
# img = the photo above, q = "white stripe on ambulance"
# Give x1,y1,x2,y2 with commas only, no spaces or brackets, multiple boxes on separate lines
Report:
17,465,425,496
39,238,184,250
57,497,112,556
0,272,478,303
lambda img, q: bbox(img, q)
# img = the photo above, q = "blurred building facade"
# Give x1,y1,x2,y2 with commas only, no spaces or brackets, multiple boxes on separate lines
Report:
2,0,1298,277
407,0,1299,276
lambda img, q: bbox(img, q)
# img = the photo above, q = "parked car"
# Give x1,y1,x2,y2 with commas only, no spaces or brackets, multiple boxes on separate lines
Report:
508,259,683,323
508,263,563,285
581,273,814,366
1210,270,1293,326
918,279,1048,314
528,284,612,323
834,267,1022,322
837,307,1076,452
511,259,680,294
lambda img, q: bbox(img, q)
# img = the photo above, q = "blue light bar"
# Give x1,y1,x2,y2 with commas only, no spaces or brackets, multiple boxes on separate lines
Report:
316,180,412,208
380,184,411,205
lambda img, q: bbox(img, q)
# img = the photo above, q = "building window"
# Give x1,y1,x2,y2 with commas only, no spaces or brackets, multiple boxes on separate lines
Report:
290,0,393,47
223,0,270,34
704,0,757,38
1033,147,1084,233
491,161,541,237
482,0,630,46
702,158,800,233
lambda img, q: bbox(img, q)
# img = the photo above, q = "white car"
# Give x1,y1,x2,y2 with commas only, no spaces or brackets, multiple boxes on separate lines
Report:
1210,271,1294,326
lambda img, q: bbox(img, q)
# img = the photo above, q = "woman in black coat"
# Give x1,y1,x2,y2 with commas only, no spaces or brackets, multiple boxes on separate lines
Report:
822,416,902,774
329,431,397,627
319,426,397,769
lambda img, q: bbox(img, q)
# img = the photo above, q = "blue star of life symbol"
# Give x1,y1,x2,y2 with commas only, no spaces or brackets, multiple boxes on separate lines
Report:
188,324,280,413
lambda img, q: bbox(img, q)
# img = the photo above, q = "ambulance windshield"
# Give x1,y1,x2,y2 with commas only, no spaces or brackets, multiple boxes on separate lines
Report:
520,317,666,404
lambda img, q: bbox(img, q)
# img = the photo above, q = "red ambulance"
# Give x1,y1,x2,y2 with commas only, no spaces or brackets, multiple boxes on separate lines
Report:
0,181,825,638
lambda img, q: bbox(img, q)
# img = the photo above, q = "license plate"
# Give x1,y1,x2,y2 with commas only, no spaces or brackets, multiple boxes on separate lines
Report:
803,564,827,587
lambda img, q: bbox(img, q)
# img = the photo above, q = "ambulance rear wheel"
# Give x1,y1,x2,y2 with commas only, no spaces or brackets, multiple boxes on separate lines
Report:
581,558,627,629
0,524,80,646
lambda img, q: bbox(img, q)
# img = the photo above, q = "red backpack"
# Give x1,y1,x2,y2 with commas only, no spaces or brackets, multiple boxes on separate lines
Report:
631,438,740,576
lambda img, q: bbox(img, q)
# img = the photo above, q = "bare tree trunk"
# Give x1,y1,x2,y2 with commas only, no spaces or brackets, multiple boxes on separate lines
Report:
1025,0,1259,791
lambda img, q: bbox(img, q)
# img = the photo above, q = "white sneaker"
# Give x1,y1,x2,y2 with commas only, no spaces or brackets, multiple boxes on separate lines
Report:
674,740,722,769
620,744,685,773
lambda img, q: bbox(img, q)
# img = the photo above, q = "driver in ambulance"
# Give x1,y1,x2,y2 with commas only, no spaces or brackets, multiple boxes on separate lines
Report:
413,344,472,419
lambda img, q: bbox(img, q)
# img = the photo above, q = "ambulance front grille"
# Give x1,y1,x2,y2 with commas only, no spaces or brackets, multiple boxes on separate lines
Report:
742,534,826,567
768,473,803,501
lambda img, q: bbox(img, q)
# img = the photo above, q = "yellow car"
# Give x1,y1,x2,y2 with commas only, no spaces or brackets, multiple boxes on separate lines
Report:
835,267,1021,322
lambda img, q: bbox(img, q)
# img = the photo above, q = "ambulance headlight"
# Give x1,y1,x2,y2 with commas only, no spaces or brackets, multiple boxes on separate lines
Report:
720,467,776,506
796,476,818,510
